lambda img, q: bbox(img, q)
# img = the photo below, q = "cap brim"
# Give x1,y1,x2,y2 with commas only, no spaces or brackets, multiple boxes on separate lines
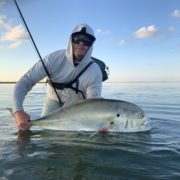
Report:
71,32,96,42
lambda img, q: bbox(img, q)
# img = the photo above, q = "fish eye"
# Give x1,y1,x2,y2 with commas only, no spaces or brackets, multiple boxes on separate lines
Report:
116,113,120,117
110,122,114,124
139,113,144,118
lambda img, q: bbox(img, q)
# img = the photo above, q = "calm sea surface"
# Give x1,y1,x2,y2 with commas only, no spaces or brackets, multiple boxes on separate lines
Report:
0,82,180,180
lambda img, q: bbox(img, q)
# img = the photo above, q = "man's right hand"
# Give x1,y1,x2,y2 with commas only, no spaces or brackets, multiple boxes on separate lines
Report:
14,111,31,131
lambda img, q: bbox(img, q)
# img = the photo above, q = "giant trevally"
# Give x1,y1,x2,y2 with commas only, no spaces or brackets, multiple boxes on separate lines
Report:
8,98,151,133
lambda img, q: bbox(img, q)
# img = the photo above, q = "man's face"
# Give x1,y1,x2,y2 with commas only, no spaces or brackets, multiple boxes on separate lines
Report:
72,34,93,61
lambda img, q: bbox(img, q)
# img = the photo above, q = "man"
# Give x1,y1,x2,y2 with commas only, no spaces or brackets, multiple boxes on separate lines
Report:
13,23,102,131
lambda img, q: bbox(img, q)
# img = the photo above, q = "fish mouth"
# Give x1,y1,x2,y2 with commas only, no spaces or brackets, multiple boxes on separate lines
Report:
128,117,151,132
142,116,151,125
134,116,151,129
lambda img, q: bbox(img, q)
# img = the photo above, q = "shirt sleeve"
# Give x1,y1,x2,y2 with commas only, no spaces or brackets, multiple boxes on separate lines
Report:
13,60,48,113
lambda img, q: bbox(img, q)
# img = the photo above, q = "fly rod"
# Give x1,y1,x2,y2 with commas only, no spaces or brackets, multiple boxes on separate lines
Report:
13,0,62,104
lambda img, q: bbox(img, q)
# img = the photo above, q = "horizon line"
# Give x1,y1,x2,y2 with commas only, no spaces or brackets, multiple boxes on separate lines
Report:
0,81,180,84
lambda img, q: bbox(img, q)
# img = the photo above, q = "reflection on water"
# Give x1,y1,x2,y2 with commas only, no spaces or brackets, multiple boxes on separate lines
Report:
12,129,153,180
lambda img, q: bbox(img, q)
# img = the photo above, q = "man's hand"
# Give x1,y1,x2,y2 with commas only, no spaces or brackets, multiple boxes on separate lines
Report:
14,111,31,131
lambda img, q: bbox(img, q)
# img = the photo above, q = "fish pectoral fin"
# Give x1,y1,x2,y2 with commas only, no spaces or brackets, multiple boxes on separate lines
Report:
106,121,114,129
89,131,99,138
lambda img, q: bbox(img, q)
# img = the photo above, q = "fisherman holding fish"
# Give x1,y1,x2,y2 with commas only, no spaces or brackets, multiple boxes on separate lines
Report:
13,24,102,131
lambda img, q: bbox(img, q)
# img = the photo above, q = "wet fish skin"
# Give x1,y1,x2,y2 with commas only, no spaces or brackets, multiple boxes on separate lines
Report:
30,98,150,132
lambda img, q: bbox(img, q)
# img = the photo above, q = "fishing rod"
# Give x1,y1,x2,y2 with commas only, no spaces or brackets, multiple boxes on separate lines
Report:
13,0,62,104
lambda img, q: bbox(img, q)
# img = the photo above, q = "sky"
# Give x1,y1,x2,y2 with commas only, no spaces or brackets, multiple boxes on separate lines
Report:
0,0,180,82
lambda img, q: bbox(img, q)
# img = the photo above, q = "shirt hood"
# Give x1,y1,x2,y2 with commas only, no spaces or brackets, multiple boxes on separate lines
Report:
66,23,96,67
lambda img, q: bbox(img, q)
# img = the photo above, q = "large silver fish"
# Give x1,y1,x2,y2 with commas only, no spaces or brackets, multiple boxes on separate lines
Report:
22,98,151,132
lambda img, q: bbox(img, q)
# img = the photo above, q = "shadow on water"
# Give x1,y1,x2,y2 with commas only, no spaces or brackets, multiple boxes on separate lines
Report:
15,129,153,154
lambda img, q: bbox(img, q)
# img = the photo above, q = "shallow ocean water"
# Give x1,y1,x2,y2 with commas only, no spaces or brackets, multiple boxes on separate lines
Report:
0,82,180,180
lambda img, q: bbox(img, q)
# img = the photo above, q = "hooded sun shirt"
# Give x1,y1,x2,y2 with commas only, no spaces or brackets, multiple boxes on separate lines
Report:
13,24,102,113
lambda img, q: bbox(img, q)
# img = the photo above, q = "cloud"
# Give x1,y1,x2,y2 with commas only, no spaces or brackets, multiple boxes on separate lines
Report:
9,41,22,49
134,25,157,38
96,28,110,35
0,15,11,30
117,40,125,46
170,9,180,17
1,25,29,41
1,24,29,49
168,26,176,33
0,1,29,49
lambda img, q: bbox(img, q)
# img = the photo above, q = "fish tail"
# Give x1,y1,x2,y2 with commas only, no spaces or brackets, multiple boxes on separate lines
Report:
6,108,14,117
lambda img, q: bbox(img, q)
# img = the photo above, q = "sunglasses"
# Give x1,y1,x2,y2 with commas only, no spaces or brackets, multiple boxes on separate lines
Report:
72,35,93,47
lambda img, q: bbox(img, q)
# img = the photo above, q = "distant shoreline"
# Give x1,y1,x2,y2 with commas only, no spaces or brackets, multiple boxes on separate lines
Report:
0,82,17,84
0,82,40,84
0,82,45,84
0,81,180,84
